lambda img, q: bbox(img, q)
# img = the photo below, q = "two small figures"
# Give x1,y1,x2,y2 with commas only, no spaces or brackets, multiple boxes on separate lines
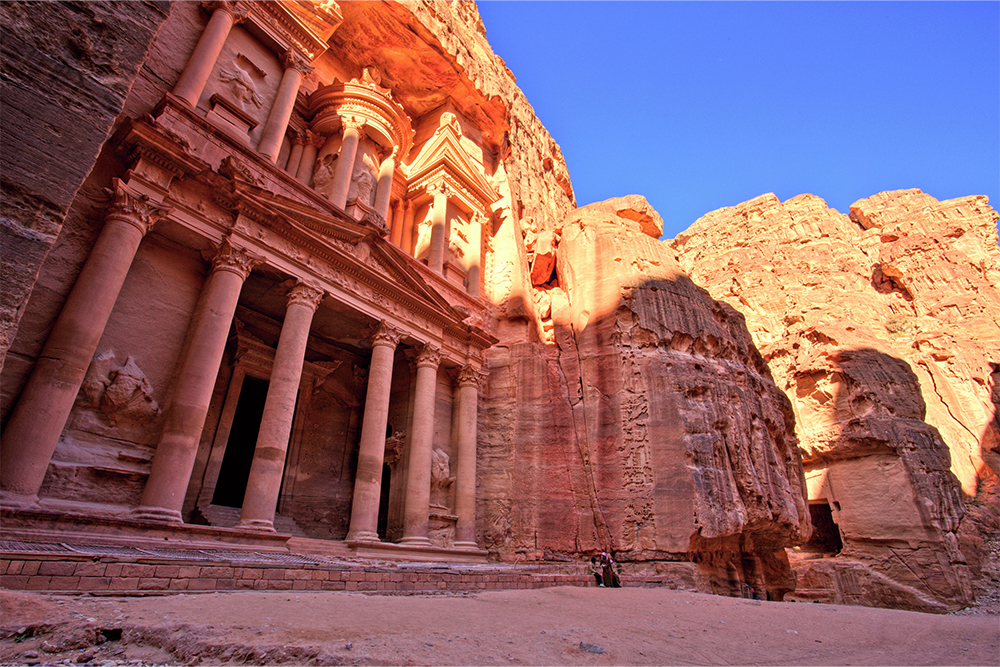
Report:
588,552,622,588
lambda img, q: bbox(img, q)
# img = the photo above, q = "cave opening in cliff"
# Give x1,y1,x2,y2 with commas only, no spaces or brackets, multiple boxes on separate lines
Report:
806,501,843,554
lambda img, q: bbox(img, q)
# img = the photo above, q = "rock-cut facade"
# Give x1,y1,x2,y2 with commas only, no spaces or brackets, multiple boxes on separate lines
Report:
2,1,992,610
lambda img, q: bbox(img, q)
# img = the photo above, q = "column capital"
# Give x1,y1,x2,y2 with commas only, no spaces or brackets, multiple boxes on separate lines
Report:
304,128,326,150
282,50,314,76
415,344,442,369
202,0,247,23
103,178,173,236
341,115,366,133
427,180,451,198
209,238,263,279
286,282,324,311
457,365,487,390
370,320,402,349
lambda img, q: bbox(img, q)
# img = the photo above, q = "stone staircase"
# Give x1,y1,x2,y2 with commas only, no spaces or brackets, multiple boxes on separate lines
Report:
198,504,309,538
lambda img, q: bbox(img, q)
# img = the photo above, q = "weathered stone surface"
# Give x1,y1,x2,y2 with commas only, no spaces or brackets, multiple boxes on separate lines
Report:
673,189,999,610
0,0,170,372
481,196,809,599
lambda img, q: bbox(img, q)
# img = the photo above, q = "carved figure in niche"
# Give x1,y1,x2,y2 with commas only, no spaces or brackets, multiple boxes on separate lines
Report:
82,352,160,427
311,153,338,197
218,63,263,112
430,447,455,508
82,349,116,408
349,168,375,207
384,431,406,466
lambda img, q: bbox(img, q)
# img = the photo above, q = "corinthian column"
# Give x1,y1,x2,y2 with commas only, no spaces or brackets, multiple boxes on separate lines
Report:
373,149,397,226
467,214,483,298
296,130,323,185
329,116,364,209
454,365,486,549
346,321,402,542
399,344,441,546
401,199,416,255
428,183,449,274
237,282,324,531
173,1,246,108
257,52,313,162
133,240,261,522
0,180,170,507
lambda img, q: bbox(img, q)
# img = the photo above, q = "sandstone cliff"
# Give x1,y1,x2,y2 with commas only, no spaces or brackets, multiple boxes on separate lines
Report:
480,196,810,598
673,189,1000,611
0,0,170,373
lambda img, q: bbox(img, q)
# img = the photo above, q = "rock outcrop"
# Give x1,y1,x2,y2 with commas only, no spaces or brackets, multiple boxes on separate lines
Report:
674,189,999,611
481,195,810,599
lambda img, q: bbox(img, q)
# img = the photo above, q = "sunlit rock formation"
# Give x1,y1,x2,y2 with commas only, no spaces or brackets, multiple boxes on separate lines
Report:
674,190,1000,611
481,195,810,598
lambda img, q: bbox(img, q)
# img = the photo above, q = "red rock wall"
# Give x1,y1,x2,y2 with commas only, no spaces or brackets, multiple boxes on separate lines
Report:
0,0,170,373
480,196,809,599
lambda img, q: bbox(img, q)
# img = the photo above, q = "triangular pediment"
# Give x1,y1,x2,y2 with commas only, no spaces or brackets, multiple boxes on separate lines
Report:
228,182,463,322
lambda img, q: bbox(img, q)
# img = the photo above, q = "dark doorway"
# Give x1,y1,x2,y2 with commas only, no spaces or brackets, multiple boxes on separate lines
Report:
806,501,843,554
212,375,269,507
376,463,391,539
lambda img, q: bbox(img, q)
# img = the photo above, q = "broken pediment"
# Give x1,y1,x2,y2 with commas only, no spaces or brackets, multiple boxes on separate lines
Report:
238,0,342,63
405,112,500,215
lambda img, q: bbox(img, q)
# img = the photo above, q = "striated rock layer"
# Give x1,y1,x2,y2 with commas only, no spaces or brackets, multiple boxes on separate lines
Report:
0,1,170,373
674,189,1000,611
481,196,810,599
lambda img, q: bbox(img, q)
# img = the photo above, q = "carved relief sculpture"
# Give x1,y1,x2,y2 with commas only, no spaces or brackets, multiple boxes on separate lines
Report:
430,447,455,509
218,62,263,111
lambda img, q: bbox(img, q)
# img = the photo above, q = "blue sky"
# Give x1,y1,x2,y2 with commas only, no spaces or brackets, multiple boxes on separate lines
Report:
477,1,1000,239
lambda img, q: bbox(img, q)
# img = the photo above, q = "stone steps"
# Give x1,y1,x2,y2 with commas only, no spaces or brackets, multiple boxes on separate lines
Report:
198,504,309,538
0,540,688,596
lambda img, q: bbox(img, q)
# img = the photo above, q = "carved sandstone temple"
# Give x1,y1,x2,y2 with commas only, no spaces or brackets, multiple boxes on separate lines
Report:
2,1,504,561
2,0,812,598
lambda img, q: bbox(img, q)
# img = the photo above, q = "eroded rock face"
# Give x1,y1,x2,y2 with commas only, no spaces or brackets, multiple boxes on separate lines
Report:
673,189,999,610
481,196,809,599
0,0,170,373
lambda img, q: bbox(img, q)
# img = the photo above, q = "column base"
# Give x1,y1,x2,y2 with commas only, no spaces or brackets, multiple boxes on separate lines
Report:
453,541,479,551
398,536,432,547
345,530,380,543
0,490,41,510
130,506,184,523
235,518,276,532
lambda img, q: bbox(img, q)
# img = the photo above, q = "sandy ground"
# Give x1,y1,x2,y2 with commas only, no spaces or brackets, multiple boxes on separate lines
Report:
1,587,997,666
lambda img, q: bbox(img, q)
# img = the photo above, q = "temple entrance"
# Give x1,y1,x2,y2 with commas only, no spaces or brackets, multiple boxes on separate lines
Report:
212,376,269,507
377,463,391,539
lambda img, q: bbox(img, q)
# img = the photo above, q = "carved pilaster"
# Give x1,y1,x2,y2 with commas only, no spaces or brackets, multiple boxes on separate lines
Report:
286,282,324,311
103,179,172,236
209,238,263,279
370,320,402,349
457,365,487,390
